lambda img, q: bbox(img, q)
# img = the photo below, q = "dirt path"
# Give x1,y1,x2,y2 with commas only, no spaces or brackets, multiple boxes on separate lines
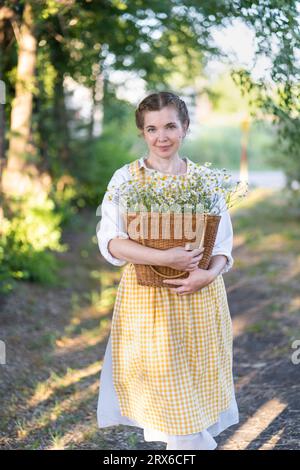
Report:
0,188,299,450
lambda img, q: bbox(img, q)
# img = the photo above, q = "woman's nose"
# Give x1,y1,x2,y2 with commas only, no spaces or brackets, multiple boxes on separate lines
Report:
157,132,168,141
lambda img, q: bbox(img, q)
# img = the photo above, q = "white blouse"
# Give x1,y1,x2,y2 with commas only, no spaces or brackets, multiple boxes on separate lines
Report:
96,156,234,275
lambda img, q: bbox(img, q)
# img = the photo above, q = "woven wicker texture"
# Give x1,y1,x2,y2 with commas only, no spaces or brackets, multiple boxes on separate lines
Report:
125,159,221,287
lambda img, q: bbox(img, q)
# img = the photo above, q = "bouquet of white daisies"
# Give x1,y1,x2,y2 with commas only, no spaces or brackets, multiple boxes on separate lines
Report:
107,161,248,215
105,161,248,286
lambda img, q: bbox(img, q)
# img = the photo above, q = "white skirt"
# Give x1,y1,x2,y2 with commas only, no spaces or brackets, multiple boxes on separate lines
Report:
97,333,239,450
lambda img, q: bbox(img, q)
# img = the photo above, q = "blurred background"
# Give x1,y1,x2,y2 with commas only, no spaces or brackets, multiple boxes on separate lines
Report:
0,0,300,450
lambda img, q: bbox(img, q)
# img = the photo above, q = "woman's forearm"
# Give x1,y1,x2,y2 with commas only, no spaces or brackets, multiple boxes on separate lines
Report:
108,237,168,266
207,255,227,278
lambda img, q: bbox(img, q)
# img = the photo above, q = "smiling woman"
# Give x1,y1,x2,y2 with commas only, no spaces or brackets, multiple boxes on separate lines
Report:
135,93,189,174
96,91,239,450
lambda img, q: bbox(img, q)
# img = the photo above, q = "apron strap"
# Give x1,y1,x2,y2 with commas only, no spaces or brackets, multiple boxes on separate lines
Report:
128,158,146,184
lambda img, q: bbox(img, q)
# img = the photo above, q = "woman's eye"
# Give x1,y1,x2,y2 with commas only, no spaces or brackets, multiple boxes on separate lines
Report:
147,125,176,132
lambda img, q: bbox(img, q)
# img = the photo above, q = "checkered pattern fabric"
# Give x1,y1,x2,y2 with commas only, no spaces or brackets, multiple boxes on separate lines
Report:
110,158,234,434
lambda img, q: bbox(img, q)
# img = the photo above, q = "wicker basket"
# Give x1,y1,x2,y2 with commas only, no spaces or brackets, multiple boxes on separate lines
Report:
125,211,221,287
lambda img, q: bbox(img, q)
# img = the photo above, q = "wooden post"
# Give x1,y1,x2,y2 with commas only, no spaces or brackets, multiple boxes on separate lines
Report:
240,116,250,185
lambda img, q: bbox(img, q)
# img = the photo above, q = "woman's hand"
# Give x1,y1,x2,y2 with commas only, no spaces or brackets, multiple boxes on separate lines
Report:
162,246,205,272
162,267,216,295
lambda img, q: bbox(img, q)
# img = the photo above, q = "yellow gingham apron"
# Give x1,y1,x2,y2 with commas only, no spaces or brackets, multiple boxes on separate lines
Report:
110,158,234,434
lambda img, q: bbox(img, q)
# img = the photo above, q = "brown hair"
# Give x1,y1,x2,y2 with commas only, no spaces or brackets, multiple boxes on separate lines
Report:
135,91,190,138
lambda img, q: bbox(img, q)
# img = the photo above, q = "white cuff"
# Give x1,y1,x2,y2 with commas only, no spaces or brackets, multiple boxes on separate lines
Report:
210,252,234,275
98,233,129,267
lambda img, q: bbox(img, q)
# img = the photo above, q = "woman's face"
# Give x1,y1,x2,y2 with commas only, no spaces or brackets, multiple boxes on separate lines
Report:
142,105,187,158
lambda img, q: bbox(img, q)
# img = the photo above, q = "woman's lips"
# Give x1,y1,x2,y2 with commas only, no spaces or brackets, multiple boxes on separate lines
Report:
157,145,172,150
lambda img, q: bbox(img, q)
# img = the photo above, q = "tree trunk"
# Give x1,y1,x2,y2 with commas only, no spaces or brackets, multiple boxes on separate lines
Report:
54,73,71,168
0,21,6,180
0,6,15,193
49,39,71,171
88,59,104,140
1,2,39,197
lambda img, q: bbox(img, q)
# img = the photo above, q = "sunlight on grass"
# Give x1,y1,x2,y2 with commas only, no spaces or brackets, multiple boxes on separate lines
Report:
230,188,276,214
90,269,121,286
257,233,289,251
96,287,118,314
79,286,118,315
227,398,286,450
68,269,119,320
55,323,110,355
46,420,101,450
47,430,66,450
15,418,28,439
249,232,300,254
70,292,81,313
259,427,286,450
235,369,257,392
230,187,299,290
22,379,100,442
232,297,275,338
50,400,64,422
281,254,300,282
29,362,101,407
288,296,300,315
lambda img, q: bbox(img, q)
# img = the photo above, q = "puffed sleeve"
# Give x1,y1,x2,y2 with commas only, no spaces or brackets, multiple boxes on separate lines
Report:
210,195,234,275
96,166,130,266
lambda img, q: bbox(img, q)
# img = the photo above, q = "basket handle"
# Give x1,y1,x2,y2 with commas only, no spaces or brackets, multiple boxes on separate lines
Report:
140,216,207,278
